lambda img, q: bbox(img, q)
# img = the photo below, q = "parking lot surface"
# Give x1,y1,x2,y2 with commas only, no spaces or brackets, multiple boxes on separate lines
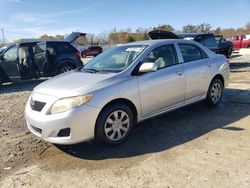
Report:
0,54,250,187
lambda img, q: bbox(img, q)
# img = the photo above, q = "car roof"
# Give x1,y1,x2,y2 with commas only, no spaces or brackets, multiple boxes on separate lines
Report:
122,39,184,46
120,39,217,57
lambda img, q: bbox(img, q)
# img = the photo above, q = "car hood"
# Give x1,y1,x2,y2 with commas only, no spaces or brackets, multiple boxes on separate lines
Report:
34,70,117,98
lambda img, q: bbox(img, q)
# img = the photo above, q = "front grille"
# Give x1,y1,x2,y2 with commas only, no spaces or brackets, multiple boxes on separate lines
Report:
31,125,42,134
30,99,46,112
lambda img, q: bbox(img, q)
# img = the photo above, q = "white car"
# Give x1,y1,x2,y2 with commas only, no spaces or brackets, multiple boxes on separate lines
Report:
25,39,230,145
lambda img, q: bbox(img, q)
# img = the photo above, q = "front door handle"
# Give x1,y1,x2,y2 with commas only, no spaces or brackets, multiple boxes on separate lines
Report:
176,71,183,76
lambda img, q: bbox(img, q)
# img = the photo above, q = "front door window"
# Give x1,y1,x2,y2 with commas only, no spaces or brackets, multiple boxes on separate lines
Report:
3,46,18,61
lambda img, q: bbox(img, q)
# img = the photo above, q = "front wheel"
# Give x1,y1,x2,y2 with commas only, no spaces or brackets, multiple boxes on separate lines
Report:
205,78,223,106
95,103,134,145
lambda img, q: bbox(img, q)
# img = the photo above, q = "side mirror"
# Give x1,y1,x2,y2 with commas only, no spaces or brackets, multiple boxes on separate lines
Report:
139,62,157,73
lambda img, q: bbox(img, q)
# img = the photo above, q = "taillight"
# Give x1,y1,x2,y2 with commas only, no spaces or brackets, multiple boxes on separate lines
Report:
76,51,81,57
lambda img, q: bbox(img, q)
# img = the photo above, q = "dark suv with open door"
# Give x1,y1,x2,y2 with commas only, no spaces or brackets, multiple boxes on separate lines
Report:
0,32,85,85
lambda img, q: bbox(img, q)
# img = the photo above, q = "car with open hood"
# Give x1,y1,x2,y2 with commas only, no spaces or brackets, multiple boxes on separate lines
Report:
0,32,85,85
25,39,230,145
148,30,233,58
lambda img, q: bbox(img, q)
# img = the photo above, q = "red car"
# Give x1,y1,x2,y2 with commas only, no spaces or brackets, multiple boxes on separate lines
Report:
81,46,103,58
231,35,250,50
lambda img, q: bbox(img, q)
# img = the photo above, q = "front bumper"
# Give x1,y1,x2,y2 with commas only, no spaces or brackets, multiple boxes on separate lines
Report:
25,92,100,145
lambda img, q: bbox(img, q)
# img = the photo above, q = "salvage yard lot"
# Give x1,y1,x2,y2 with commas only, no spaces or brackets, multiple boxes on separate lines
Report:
0,54,250,187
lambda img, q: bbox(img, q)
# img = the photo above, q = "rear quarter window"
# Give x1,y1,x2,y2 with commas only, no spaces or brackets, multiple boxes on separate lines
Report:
178,44,208,62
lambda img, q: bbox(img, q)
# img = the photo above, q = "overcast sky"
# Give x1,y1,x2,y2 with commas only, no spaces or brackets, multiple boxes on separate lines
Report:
0,0,249,42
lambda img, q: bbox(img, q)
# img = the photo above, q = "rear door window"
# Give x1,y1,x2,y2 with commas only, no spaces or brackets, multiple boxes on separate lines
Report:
178,44,208,62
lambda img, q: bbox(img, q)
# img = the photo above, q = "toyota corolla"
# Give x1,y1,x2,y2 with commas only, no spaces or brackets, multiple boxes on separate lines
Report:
25,39,230,145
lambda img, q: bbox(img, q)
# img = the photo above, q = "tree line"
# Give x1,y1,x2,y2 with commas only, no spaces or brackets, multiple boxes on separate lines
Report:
1,22,250,47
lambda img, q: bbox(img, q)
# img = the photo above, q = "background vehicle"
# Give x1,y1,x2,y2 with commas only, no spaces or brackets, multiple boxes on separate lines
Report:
81,46,103,58
214,35,233,58
148,30,233,58
25,39,229,145
230,35,250,50
34,41,82,76
0,42,39,84
0,32,85,85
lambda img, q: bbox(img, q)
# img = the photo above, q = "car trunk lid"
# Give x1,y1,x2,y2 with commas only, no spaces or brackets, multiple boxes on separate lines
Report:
64,32,87,44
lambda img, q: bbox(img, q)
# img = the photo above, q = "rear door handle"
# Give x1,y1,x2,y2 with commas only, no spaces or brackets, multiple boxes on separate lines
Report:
207,63,212,68
176,71,183,76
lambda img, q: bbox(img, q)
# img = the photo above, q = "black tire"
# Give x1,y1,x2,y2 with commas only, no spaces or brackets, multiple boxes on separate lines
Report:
95,103,134,145
57,63,75,74
82,54,86,58
205,78,223,106
0,76,2,86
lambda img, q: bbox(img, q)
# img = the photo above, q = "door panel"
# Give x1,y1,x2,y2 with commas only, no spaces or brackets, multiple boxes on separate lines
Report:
177,43,213,102
138,65,185,117
184,59,213,102
0,45,20,80
137,44,185,117
0,59,19,80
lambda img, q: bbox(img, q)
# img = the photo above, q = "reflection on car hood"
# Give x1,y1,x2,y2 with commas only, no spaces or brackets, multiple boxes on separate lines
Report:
34,70,117,98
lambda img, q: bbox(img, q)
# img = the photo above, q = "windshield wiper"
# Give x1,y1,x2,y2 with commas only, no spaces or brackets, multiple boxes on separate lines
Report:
83,68,108,74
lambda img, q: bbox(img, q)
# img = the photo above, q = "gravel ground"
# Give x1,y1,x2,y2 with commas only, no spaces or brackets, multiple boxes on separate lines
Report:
0,54,250,187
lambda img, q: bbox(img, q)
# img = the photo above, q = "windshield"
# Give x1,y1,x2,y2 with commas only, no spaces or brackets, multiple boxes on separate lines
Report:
82,45,147,73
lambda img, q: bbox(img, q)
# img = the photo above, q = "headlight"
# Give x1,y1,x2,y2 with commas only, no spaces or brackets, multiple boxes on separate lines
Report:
50,94,93,114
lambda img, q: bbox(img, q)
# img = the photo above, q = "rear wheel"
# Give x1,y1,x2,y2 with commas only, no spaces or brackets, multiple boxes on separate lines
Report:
57,63,75,74
82,53,86,58
95,103,134,145
205,78,223,106
0,76,2,86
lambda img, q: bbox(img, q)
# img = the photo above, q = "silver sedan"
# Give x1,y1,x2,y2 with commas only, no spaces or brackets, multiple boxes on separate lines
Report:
25,39,230,145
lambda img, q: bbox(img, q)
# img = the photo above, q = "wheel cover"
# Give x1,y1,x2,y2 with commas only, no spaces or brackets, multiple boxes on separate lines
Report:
61,66,72,73
211,82,222,103
104,110,130,141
